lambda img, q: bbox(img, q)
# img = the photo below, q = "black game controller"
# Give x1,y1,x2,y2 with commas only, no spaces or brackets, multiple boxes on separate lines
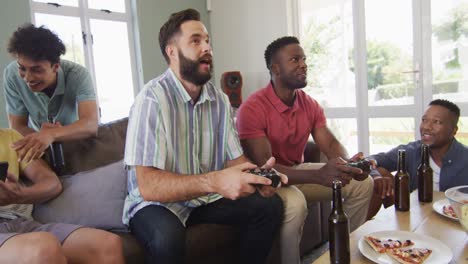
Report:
347,159,371,181
347,159,371,173
248,168,281,188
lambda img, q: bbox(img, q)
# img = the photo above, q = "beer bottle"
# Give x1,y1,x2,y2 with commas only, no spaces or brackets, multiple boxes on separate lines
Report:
329,180,350,264
47,116,65,175
394,149,410,211
417,144,433,202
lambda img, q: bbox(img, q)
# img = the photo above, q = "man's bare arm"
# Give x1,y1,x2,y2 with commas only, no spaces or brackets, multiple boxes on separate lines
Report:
240,136,360,186
10,100,99,162
8,114,35,135
45,100,99,141
8,100,98,140
135,162,271,202
0,159,62,205
240,137,325,185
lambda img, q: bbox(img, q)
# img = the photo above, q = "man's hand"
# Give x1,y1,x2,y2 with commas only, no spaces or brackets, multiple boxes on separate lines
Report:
255,157,288,198
211,162,273,200
10,121,61,163
0,173,22,206
11,131,53,163
373,176,394,199
318,157,362,187
369,163,394,199
349,152,364,162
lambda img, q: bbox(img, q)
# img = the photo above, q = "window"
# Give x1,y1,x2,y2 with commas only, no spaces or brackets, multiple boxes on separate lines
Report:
299,0,355,108
30,0,140,123
297,0,468,155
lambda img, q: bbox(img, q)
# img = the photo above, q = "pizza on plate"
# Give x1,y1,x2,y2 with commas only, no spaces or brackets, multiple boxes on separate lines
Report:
442,205,457,218
364,236,414,253
387,247,432,264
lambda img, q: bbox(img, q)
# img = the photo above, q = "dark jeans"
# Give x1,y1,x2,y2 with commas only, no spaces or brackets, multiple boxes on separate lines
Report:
129,192,284,264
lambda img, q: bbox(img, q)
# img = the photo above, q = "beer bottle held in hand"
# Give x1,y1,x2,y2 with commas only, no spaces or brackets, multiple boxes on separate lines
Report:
47,116,65,175
394,149,410,211
329,180,350,264
417,144,433,202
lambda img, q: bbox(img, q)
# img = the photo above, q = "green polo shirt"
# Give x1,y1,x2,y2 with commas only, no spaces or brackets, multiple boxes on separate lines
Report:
3,59,96,131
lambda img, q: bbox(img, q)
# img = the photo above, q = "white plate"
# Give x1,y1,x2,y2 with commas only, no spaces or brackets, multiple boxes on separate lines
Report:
433,199,458,220
358,230,453,264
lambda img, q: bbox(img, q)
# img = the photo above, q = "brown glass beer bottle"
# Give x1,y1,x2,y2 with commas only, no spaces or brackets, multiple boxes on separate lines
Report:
417,144,433,202
329,180,350,264
394,149,410,211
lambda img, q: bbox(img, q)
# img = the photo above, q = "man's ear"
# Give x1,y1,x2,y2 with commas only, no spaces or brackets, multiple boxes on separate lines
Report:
452,125,458,137
166,44,177,62
271,63,280,76
52,62,60,72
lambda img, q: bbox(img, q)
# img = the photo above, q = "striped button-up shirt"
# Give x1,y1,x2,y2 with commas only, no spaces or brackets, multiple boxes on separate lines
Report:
122,69,243,225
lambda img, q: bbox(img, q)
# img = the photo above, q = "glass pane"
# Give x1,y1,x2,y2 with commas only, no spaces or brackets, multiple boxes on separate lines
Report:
34,13,85,66
365,0,414,106
457,117,468,145
33,0,78,7
88,0,125,13
300,0,355,107
431,0,468,103
327,118,358,155
90,19,134,122
369,118,414,154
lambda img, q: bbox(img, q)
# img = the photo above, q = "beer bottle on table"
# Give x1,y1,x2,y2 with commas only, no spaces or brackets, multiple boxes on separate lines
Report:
329,180,350,264
417,144,433,203
47,116,65,175
395,149,410,211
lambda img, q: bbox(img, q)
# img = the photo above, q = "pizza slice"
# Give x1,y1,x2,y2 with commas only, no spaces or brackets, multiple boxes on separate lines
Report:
442,205,457,218
364,236,414,253
387,248,432,264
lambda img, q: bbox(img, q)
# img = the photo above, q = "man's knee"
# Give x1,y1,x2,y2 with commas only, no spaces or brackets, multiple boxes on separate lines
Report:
347,176,374,199
278,187,308,223
93,232,124,264
130,206,186,260
138,223,185,261
9,232,66,264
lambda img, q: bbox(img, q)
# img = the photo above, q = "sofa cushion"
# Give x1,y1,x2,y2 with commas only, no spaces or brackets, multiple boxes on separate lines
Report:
33,160,128,231
59,118,128,176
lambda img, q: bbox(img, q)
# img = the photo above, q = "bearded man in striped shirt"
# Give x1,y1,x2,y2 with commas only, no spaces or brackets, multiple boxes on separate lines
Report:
122,9,287,264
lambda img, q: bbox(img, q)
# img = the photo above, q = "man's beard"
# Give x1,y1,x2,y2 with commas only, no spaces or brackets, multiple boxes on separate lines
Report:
279,68,307,90
282,77,307,90
178,49,213,86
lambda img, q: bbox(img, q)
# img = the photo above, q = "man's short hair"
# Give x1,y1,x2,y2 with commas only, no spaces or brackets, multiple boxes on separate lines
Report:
159,9,201,64
429,99,460,125
7,23,66,64
264,36,300,71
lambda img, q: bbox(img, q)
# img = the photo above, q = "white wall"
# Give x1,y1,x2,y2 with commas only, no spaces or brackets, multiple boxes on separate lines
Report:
0,0,30,127
209,0,292,99
136,0,210,83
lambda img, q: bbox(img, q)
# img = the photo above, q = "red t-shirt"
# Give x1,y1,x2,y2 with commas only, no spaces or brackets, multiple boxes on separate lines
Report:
236,82,326,166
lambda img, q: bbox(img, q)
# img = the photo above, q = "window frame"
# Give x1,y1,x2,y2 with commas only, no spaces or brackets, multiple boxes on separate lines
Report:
29,0,143,122
294,0,468,155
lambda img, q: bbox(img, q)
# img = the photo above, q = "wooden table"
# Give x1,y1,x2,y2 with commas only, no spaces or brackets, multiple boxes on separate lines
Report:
313,191,468,263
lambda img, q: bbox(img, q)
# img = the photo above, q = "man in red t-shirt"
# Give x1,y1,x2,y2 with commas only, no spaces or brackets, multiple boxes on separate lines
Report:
236,36,373,264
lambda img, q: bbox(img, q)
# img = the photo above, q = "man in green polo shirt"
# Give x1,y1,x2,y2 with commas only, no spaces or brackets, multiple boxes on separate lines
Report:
3,23,98,163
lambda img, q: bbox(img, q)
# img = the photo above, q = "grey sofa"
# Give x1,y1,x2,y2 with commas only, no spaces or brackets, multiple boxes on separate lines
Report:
38,117,330,264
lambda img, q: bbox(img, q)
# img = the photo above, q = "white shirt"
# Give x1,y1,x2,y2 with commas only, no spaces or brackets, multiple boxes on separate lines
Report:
429,156,441,191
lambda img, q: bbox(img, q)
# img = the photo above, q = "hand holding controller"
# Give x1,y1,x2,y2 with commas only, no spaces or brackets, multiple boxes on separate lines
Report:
347,159,371,181
248,168,281,188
